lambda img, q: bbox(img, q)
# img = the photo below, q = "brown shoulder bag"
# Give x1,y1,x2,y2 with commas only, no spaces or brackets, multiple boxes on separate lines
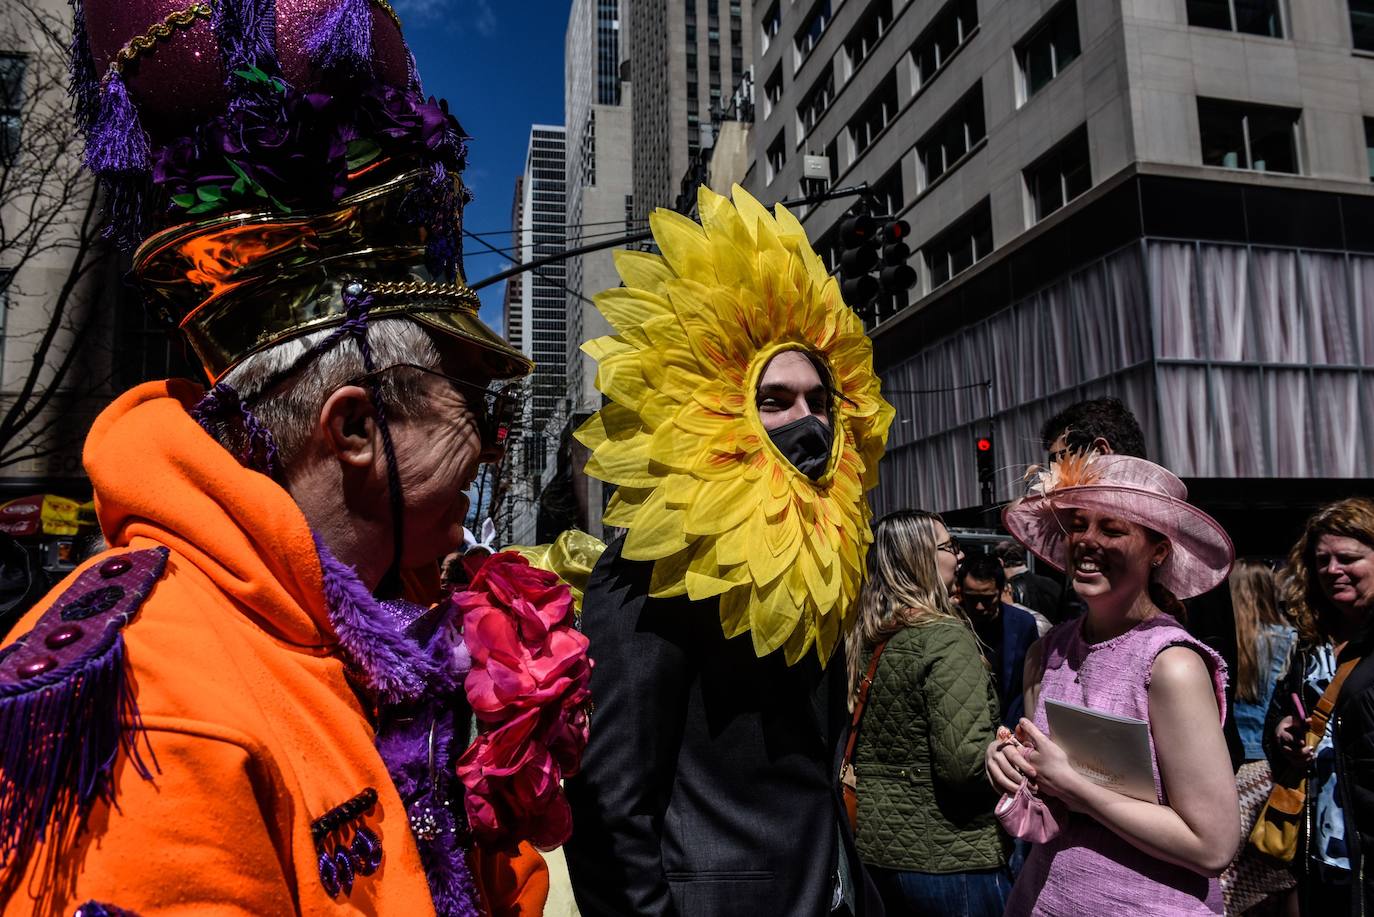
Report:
839,640,888,834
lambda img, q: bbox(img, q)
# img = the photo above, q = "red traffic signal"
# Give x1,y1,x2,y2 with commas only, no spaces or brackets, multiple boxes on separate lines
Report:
975,434,995,484
879,219,910,243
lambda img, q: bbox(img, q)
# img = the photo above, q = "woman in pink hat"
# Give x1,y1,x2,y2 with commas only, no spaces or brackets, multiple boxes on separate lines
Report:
985,453,1241,915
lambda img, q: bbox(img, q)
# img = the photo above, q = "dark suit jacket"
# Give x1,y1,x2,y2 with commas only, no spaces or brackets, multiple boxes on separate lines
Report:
974,604,1039,728
565,538,881,917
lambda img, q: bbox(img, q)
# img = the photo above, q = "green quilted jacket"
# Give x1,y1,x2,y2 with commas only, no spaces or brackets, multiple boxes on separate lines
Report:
852,618,1005,873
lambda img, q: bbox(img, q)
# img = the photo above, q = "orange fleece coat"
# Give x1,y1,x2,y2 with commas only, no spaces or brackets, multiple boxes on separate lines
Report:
0,381,548,916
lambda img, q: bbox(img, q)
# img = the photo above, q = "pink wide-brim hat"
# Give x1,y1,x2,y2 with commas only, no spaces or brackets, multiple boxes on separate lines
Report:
1001,454,1234,600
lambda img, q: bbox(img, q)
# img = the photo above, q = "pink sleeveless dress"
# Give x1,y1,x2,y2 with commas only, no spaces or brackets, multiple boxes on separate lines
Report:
1004,614,1228,917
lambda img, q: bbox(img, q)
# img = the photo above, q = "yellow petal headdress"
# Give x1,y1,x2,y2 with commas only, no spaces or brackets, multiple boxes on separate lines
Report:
575,185,895,666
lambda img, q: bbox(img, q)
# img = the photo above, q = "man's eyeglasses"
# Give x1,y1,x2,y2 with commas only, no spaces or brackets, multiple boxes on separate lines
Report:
936,538,961,558
961,593,1000,610
350,363,521,453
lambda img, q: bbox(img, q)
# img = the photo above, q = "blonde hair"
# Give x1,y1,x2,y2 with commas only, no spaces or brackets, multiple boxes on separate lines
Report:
845,510,969,704
1285,496,1374,644
1230,558,1287,703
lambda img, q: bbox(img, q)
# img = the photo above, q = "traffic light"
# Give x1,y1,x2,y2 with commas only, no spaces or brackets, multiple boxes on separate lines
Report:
877,220,917,293
975,434,995,484
838,214,879,306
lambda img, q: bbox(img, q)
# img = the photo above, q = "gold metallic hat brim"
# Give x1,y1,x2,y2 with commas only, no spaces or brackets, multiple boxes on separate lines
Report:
132,167,531,383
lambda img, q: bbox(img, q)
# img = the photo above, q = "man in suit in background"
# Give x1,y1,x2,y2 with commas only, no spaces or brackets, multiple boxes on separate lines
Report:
957,555,1039,728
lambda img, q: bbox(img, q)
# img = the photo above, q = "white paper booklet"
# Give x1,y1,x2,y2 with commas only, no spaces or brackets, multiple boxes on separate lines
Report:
1043,698,1157,803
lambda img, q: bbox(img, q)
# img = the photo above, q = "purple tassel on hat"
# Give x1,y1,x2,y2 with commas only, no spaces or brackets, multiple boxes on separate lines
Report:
85,72,148,176
67,0,101,133
306,0,374,80
213,0,281,88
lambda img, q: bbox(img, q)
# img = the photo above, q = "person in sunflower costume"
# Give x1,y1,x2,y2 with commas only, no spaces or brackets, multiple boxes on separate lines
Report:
564,185,894,917
0,2,591,915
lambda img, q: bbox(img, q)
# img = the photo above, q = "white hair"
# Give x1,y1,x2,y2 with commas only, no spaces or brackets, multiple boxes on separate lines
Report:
209,318,442,468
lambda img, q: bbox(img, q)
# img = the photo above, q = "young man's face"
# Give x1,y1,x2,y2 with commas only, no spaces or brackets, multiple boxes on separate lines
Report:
958,574,1002,623
756,351,829,431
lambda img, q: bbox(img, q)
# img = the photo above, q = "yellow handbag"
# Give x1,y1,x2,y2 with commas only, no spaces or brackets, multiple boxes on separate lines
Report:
1248,656,1358,863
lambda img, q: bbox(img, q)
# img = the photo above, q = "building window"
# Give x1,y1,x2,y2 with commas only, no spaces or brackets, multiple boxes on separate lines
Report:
1016,1,1081,103
1353,1,1374,51
1186,0,1284,37
0,55,24,166
797,64,834,137
1365,118,1373,181
764,66,783,118
916,82,985,189
869,162,904,221
761,1,781,53
766,133,786,183
923,199,993,289
1024,126,1091,224
910,0,978,92
794,0,832,67
1197,97,1300,174
846,72,898,159
843,0,892,78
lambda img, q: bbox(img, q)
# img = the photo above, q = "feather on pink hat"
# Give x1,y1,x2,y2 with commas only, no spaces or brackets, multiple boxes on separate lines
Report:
1001,453,1234,599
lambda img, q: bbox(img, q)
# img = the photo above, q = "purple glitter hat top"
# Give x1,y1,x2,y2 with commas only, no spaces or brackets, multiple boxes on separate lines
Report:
72,0,468,280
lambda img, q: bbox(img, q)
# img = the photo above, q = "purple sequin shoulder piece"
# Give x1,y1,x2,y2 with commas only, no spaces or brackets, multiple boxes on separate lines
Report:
0,548,168,878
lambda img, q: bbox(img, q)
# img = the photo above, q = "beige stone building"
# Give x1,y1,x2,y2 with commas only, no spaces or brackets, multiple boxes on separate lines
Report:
0,0,121,496
629,0,755,218
745,0,1374,551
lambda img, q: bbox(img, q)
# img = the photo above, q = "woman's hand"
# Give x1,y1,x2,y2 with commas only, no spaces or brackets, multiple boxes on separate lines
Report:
1016,719,1089,809
1273,715,1315,769
985,725,1034,795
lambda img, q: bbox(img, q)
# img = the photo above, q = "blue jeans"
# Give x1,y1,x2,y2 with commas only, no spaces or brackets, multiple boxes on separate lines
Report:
869,865,1012,917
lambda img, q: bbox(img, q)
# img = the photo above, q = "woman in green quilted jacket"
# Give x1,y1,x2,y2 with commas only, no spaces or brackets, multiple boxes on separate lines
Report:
844,510,1009,915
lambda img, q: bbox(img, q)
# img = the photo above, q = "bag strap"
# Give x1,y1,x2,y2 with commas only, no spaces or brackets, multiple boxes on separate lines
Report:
1305,655,1361,748
842,640,889,769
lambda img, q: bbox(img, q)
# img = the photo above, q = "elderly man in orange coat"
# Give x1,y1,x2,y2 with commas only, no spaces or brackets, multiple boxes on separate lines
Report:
0,2,589,915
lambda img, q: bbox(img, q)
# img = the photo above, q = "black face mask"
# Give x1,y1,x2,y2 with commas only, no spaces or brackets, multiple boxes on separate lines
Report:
767,414,833,481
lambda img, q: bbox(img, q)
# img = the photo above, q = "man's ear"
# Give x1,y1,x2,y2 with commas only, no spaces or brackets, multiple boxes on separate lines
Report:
319,385,377,468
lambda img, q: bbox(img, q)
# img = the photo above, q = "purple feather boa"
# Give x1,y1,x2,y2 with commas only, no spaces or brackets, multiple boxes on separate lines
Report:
313,535,481,917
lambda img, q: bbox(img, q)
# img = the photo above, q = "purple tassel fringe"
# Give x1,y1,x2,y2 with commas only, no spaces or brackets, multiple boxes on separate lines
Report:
0,632,152,871
86,72,148,176
306,0,374,80
68,0,100,133
213,0,280,91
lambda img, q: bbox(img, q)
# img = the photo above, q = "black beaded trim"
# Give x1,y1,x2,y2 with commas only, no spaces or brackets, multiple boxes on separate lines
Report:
311,787,378,844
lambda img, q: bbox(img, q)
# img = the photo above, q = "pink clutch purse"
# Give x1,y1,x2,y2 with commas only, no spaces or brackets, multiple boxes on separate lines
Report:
995,778,1065,843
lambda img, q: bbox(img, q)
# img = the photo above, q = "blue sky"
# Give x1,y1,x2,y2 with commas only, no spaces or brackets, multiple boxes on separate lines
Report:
395,0,574,333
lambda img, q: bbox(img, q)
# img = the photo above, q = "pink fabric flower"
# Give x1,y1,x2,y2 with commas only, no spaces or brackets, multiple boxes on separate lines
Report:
454,552,592,850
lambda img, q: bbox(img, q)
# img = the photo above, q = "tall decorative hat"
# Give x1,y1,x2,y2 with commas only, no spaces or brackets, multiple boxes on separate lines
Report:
71,0,530,383
576,185,895,666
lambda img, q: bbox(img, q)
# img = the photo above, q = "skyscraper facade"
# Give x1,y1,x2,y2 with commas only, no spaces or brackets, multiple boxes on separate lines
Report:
565,0,633,418
562,0,636,537
747,0,1374,552
629,0,754,221
502,175,525,354
519,125,568,429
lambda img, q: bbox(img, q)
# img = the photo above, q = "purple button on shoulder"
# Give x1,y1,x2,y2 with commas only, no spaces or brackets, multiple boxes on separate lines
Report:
18,656,58,678
99,557,132,578
45,625,84,649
